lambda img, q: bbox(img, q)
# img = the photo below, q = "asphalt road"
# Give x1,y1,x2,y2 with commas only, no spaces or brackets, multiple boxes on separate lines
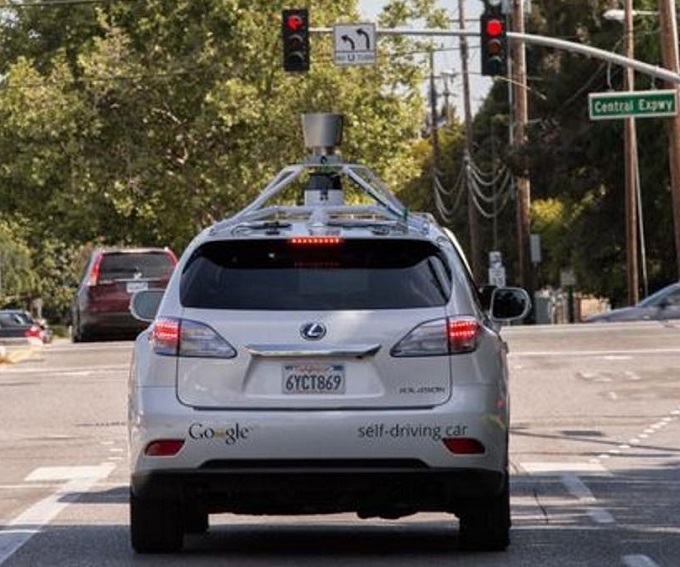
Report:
0,321,679,566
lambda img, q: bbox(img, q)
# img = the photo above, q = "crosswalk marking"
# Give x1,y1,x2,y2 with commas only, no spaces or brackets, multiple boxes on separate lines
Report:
0,464,115,565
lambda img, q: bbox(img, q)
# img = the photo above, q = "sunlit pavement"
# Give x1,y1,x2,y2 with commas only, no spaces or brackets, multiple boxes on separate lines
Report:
0,341,45,365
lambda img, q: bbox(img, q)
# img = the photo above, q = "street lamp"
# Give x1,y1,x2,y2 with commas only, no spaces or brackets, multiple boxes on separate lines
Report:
604,8,659,21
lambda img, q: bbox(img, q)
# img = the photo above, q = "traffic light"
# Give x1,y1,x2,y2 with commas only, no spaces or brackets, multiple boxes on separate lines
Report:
282,8,310,73
480,4,507,77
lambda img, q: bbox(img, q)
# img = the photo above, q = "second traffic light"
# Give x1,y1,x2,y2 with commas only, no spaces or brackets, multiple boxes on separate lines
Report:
282,8,310,73
480,10,508,77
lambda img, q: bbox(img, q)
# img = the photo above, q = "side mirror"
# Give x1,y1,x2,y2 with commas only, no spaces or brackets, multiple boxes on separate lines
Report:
490,287,532,322
130,289,165,322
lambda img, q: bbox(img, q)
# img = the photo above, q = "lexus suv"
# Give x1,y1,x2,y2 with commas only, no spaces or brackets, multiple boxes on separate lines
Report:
71,247,177,342
127,114,530,554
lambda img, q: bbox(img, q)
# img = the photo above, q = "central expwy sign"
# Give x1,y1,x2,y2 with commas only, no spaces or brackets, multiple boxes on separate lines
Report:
589,90,678,120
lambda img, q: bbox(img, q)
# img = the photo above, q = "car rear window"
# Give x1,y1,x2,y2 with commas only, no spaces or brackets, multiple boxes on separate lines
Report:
180,239,451,310
99,252,175,281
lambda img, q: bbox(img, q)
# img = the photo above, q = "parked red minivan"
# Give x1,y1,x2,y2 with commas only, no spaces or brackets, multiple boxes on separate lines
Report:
71,247,177,342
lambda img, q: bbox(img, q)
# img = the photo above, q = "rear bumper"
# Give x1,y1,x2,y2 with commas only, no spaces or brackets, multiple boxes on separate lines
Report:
130,465,506,517
129,385,509,517
80,311,147,337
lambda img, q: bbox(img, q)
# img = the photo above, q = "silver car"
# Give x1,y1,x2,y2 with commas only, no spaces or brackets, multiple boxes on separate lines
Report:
584,281,680,322
127,114,530,554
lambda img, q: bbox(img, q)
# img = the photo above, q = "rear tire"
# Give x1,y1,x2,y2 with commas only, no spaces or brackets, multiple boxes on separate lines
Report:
130,491,183,553
458,475,510,551
71,312,90,343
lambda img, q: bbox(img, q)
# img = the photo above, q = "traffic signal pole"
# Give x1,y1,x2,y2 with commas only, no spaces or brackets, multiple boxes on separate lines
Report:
458,0,482,281
511,0,531,292
624,0,640,304
658,0,680,280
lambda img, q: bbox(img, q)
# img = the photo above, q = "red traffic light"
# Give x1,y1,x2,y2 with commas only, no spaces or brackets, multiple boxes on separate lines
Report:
285,14,304,32
282,8,310,73
486,18,504,37
480,12,506,77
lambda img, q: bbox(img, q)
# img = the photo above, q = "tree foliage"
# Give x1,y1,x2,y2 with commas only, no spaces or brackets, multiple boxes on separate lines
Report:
0,0,432,319
521,0,673,304
402,0,676,306
3,0,670,318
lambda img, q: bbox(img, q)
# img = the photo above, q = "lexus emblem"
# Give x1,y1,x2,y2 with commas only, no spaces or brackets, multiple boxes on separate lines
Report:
300,322,327,341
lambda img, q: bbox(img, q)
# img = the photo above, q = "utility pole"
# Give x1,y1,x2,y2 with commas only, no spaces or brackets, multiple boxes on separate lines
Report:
458,0,481,281
658,0,680,280
511,0,531,291
429,48,441,214
624,0,640,304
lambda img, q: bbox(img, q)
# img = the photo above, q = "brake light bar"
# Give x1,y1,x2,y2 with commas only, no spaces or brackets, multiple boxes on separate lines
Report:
289,237,343,245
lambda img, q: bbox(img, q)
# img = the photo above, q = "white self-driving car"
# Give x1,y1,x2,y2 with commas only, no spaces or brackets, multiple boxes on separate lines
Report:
128,114,530,553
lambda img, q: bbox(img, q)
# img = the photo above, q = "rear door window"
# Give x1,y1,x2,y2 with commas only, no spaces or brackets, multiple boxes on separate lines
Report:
180,239,451,310
99,252,175,282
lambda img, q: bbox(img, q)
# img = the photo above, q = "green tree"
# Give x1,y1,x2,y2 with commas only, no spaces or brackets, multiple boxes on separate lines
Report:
467,0,674,304
0,0,436,319
0,216,37,307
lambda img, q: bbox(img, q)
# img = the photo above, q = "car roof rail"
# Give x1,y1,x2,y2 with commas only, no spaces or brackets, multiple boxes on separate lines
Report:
211,113,435,238
210,159,433,237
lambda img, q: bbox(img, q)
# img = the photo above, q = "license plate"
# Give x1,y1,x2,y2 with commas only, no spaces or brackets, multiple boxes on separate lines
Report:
282,364,345,394
126,281,148,293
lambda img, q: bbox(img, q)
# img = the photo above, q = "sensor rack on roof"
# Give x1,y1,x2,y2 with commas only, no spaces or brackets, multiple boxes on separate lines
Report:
210,162,432,237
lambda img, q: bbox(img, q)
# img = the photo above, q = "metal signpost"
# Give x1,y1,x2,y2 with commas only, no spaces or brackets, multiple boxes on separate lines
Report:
588,89,678,120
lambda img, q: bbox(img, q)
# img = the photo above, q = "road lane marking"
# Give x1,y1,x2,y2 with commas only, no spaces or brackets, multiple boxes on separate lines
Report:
510,348,680,357
521,462,610,476
0,463,114,565
560,474,596,503
623,555,661,567
521,466,616,527
0,365,128,375
24,466,114,482
587,507,615,524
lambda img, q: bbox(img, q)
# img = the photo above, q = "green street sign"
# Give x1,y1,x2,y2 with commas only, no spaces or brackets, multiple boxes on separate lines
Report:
589,90,678,120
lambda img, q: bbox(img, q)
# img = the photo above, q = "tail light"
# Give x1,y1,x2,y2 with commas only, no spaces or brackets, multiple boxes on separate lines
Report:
164,247,179,265
86,253,103,286
447,319,481,353
151,317,236,358
26,325,43,340
391,317,481,357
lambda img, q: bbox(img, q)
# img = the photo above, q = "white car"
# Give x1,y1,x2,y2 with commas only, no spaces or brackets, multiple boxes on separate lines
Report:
127,114,530,554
